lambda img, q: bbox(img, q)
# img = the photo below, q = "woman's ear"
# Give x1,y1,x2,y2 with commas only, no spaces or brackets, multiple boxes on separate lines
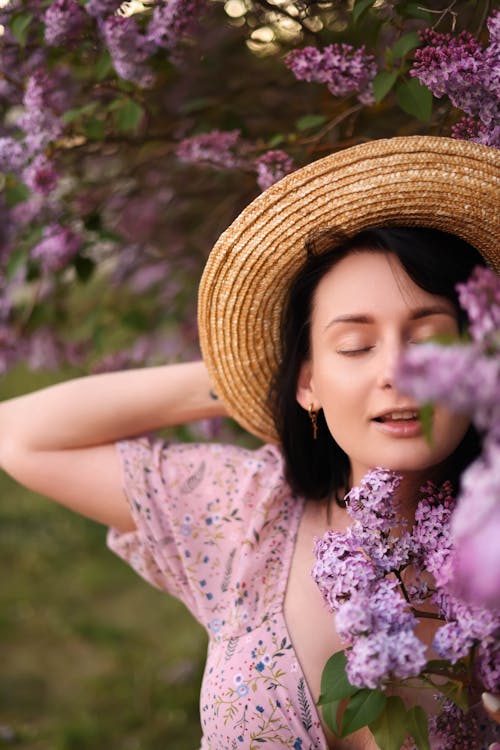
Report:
296,360,319,411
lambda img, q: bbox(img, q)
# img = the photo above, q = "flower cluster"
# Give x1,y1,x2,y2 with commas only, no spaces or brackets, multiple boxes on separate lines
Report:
147,0,208,56
411,16,500,147
102,16,156,88
254,150,294,191
285,44,377,104
314,463,500,745
176,130,250,169
31,223,82,273
43,0,87,46
396,266,500,609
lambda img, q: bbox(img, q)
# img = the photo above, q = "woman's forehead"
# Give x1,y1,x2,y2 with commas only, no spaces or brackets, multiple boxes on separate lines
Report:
311,250,455,325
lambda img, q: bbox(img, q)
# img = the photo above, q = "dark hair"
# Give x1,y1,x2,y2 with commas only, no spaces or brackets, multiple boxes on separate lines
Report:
268,226,486,503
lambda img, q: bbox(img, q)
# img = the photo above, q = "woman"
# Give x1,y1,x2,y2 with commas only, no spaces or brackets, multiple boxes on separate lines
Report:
0,136,499,749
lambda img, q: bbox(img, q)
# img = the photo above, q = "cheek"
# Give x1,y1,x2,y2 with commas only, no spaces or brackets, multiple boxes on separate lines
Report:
433,406,471,455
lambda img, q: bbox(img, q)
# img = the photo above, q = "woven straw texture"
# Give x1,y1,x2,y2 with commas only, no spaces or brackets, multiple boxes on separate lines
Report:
198,136,500,443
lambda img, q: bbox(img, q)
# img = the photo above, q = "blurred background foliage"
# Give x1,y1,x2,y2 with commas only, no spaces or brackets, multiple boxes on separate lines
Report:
0,0,498,746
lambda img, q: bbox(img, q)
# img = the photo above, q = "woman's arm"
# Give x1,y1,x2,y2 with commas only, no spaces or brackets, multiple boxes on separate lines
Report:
0,361,227,531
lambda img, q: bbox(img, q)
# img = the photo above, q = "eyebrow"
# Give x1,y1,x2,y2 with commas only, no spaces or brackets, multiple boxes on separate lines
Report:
324,305,455,331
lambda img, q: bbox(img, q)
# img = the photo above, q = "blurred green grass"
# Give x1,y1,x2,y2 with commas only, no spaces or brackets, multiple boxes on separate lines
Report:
0,366,207,750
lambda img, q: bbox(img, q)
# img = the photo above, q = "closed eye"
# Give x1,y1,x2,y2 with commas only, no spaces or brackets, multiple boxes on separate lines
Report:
337,347,373,356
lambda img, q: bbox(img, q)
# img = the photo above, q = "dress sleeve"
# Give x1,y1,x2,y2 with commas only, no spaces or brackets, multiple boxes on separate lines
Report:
107,436,292,629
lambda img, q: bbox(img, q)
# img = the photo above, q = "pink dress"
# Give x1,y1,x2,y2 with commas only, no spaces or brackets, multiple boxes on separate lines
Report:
107,436,328,750
107,437,499,750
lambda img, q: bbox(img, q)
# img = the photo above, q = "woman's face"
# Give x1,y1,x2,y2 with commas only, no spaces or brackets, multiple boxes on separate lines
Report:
296,250,470,488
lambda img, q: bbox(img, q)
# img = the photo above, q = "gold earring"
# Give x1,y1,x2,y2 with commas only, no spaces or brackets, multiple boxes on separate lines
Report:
308,403,318,440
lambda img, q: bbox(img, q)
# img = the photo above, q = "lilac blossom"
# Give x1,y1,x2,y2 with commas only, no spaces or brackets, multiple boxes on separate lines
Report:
413,481,455,584
489,9,500,44
452,115,500,148
0,137,28,172
176,130,250,169
84,0,120,17
26,327,87,370
17,69,75,153
147,0,208,55
456,265,500,345
345,467,402,532
31,223,82,273
312,529,378,610
254,150,294,191
428,699,482,750
102,16,155,88
22,155,59,195
410,27,500,130
44,0,87,46
346,628,426,689
395,342,499,433
477,636,500,693
285,44,376,104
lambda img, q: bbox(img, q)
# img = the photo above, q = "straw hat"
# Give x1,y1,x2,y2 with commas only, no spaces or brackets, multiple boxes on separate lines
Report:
198,135,500,443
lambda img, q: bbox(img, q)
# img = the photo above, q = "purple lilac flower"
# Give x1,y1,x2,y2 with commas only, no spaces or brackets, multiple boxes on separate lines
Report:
452,115,500,148
456,266,500,345
450,441,500,608
428,699,482,750
22,155,59,195
312,528,378,610
102,16,155,88
346,627,426,689
395,342,500,433
44,0,87,46
84,0,120,17
413,481,455,583
433,590,498,663
477,635,500,693
345,467,402,532
254,150,294,191
31,223,82,273
489,9,500,44
147,0,208,55
176,130,249,169
285,44,377,104
25,327,86,370
0,137,28,172
18,69,72,153
410,29,500,129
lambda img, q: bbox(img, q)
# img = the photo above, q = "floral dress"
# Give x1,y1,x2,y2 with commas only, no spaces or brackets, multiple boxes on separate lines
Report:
107,436,499,750
107,436,327,750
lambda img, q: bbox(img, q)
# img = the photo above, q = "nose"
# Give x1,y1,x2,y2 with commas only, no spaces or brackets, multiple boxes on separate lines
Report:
376,338,404,390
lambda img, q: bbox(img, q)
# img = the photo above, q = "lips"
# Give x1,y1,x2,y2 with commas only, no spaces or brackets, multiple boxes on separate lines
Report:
373,409,419,423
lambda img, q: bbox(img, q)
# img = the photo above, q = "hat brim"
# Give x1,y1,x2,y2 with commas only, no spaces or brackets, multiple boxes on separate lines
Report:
198,136,500,443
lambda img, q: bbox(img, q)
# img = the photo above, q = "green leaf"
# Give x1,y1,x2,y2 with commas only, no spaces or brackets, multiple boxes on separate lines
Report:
95,50,114,81
318,651,358,704
6,248,27,280
392,31,421,59
369,695,409,750
419,403,434,444
396,78,433,122
399,1,433,21
435,680,469,712
4,180,30,207
268,134,285,148
321,699,342,736
295,114,328,132
340,689,386,737
352,0,375,25
84,118,106,141
180,97,215,114
62,103,99,125
373,71,399,103
122,310,150,331
74,255,96,283
114,98,145,134
10,12,33,46
406,705,430,750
